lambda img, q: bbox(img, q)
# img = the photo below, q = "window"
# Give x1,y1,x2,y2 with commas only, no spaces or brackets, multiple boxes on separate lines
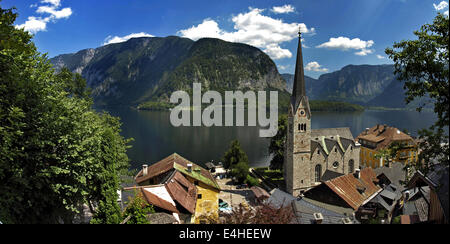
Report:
194,181,199,185
197,194,202,199
298,124,301,131
315,165,322,182
349,160,354,173
333,161,339,168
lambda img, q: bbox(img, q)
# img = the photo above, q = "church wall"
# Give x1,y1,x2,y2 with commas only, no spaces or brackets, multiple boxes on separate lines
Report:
326,146,345,174
310,147,327,184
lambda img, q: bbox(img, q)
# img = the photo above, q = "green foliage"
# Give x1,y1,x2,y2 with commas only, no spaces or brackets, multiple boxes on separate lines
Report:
231,161,250,183
268,115,287,170
0,5,131,223
385,13,449,172
121,191,155,224
137,101,175,111
245,175,259,187
222,140,249,169
309,100,365,112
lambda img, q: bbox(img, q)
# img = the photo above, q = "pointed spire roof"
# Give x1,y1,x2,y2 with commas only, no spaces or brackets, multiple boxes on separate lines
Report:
292,28,306,100
291,27,310,116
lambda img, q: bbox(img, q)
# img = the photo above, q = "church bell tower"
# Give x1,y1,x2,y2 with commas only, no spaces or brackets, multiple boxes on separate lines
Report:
284,28,312,196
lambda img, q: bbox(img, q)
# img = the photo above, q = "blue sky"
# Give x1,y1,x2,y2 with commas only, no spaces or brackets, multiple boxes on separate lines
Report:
3,0,449,78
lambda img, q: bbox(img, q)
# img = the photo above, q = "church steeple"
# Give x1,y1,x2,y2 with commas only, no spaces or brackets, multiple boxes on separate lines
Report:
292,27,306,100
290,27,310,117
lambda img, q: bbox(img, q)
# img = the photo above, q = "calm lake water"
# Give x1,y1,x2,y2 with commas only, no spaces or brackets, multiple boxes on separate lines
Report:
100,107,439,170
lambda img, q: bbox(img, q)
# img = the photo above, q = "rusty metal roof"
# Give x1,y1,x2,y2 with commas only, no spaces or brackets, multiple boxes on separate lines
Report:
356,124,414,150
135,153,220,190
323,168,382,210
123,186,180,214
165,171,197,214
250,186,270,199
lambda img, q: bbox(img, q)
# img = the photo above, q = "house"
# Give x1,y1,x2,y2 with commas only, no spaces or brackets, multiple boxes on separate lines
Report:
374,162,410,191
304,167,383,221
356,124,418,169
134,153,221,224
267,188,359,224
402,165,449,224
250,186,270,204
284,29,360,196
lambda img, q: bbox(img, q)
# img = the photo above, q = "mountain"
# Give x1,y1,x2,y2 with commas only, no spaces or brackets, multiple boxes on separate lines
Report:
313,64,397,104
51,36,286,107
281,64,419,108
281,73,320,96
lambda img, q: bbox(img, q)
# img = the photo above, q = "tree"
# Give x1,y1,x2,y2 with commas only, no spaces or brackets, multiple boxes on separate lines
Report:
231,161,250,183
222,140,249,169
0,4,131,223
268,115,287,170
385,13,449,174
120,191,154,224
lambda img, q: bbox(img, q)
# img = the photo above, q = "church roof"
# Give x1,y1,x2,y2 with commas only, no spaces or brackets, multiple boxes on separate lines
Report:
311,127,354,140
291,29,311,117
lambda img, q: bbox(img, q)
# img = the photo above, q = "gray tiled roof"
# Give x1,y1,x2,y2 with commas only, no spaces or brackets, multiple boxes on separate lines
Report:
268,188,296,208
293,198,358,224
374,162,407,191
311,127,354,140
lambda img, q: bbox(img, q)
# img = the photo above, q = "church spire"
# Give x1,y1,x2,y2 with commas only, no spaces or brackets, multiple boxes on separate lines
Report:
292,27,306,101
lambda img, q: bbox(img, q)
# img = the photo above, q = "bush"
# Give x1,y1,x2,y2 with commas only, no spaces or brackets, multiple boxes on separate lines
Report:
245,175,260,187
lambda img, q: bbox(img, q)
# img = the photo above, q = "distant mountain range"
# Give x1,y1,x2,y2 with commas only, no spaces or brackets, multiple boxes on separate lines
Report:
51,36,286,107
51,36,423,109
283,64,427,109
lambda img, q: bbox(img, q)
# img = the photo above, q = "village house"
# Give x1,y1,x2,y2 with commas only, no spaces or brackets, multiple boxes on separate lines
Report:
284,28,360,196
303,167,383,222
400,165,449,224
267,188,359,224
356,124,419,169
133,153,221,224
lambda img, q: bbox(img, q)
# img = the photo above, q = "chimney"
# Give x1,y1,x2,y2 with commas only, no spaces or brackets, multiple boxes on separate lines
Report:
142,164,148,176
313,213,324,224
354,168,361,179
187,163,192,172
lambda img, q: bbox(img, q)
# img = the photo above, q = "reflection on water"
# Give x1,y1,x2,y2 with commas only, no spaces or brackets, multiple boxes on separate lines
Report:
100,107,438,170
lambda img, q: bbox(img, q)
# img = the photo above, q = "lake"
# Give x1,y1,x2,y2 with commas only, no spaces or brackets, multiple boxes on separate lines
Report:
100,107,439,170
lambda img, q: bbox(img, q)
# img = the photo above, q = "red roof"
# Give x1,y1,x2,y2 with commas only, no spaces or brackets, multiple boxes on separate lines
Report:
323,168,382,210
141,187,179,213
165,171,197,214
135,153,219,190
356,124,414,150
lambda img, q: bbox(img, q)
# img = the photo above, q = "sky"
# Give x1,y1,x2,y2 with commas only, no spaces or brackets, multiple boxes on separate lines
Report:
3,0,449,78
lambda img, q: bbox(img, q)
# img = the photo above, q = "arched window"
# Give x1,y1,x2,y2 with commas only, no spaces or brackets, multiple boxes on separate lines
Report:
315,164,322,182
349,159,354,174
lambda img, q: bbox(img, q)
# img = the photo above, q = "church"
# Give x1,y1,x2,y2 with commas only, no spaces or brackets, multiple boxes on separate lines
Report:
284,29,361,197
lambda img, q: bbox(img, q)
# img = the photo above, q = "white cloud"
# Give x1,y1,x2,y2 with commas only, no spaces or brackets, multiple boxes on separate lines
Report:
278,65,289,71
37,6,72,19
41,0,61,7
103,32,155,45
16,16,50,33
271,5,295,14
445,10,449,16
15,0,71,34
376,54,386,59
316,36,375,56
264,44,293,59
305,61,329,72
178,8,315,60
433,1,448,10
